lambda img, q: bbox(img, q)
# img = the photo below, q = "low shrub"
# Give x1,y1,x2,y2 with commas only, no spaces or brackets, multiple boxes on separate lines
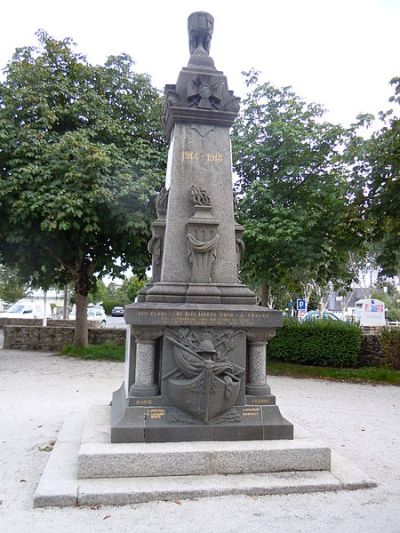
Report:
102,300,127,315
386,308,400,322
268,319,362,367
381,328,400,370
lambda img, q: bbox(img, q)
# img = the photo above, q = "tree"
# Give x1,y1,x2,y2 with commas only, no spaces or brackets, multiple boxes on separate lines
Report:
0,31,167,345
363,77,400,277
120,275,146,303
0,265,27,304
231,70,366,307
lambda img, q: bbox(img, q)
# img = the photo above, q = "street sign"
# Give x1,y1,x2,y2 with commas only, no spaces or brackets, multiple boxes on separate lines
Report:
297,299,307,311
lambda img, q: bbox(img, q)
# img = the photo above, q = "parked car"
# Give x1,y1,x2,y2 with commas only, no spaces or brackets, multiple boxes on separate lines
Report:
2,300,51,319
111,306,125,317
69,305,107,327
303,310,340,321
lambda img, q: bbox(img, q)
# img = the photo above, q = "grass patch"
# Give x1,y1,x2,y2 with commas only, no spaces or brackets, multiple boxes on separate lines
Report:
268,360,400,385
61,342,124,361
59,343,400,385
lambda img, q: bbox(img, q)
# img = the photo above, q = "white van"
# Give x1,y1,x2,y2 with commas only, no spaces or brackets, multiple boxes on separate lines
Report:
2,300,51,319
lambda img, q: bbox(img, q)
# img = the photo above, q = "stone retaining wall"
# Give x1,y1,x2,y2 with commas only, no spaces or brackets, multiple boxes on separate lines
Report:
359,334,386,367
0,317,101,328
359,326,400,368
3,326,126,351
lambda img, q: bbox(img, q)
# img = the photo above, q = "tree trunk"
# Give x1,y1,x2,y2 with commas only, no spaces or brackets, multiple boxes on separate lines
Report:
42,289,47,327
74,291,88,347
260,282,273,308
63,284,69,320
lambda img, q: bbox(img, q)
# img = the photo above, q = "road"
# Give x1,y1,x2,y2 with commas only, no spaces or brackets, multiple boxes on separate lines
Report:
105,316,126,328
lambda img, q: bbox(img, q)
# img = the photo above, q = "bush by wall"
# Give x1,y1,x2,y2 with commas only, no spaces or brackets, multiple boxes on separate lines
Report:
102,300,126,315
381,328,400,370
268,319,362,368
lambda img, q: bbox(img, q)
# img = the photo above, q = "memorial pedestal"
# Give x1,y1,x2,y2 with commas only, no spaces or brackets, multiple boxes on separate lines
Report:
112,303,293,442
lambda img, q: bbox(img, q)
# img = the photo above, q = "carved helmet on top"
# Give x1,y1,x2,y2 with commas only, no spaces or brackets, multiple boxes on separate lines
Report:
196,338,217,354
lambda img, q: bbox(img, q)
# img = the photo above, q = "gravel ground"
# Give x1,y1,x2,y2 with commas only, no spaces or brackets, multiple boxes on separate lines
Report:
0,348,399,533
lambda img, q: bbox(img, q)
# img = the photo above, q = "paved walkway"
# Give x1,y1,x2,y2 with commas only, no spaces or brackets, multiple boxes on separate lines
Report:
0,348,399,532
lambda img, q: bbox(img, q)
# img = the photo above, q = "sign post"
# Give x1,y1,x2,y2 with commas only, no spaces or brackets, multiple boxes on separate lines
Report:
296,299,307,320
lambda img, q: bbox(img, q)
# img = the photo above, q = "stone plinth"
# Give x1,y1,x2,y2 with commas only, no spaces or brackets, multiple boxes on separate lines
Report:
33,407,377,508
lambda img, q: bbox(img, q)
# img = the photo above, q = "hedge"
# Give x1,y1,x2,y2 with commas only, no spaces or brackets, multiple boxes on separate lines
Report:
268,319,362,368
102,300,126,315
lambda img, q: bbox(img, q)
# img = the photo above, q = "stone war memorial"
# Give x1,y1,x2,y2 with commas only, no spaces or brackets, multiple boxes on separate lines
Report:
34,12,376,506
111,9,293,443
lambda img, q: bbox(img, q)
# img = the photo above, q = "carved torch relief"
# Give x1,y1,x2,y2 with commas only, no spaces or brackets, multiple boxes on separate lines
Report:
187,185,220,283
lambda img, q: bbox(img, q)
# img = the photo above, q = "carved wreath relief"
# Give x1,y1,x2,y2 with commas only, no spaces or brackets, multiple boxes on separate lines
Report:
164,327,244,423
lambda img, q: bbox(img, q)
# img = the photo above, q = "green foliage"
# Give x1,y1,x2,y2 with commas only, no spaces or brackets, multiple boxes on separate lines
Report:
88,280,108,305
231,70,366,306
381,328,400,369
61,342,125,361
101,300,123,315
268,319,362,367
0,31,167,344
386,308,400,322
352,77,400,277
371,281,400,322
267,360,400,385
121,275,146,302
0,31,167,289
0,265,27,303
87,275,146,313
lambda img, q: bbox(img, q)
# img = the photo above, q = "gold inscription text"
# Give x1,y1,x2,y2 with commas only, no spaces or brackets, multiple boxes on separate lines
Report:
146,408,166,420
181,150,224,163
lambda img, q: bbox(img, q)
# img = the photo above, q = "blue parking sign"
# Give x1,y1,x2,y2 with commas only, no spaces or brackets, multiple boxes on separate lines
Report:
297,299,307,310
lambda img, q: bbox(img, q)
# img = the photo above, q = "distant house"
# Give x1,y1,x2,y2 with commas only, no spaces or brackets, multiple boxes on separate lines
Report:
326,288,371,319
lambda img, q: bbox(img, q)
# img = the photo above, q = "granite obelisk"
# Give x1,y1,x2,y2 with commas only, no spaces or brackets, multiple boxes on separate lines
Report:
111,11,293,442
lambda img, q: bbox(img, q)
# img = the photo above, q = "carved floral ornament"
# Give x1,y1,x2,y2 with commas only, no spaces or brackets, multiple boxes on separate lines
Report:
190,185,211,206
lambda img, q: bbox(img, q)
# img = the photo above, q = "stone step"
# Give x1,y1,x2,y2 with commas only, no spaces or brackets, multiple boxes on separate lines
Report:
78,407,330,478
33,408,377,508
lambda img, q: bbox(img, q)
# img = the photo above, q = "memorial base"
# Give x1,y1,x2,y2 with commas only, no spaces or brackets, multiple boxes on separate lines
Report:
33,406,377,508
111,385,293,443
115,302,290,443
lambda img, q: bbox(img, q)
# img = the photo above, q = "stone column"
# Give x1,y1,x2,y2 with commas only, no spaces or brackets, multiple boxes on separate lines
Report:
246,331,274,396
130,329,161,397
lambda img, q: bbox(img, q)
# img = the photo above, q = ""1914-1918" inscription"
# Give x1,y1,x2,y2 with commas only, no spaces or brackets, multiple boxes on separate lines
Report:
181,150,224,163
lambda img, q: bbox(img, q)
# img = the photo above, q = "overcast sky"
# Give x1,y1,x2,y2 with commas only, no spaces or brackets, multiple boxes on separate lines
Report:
1,0,399,126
